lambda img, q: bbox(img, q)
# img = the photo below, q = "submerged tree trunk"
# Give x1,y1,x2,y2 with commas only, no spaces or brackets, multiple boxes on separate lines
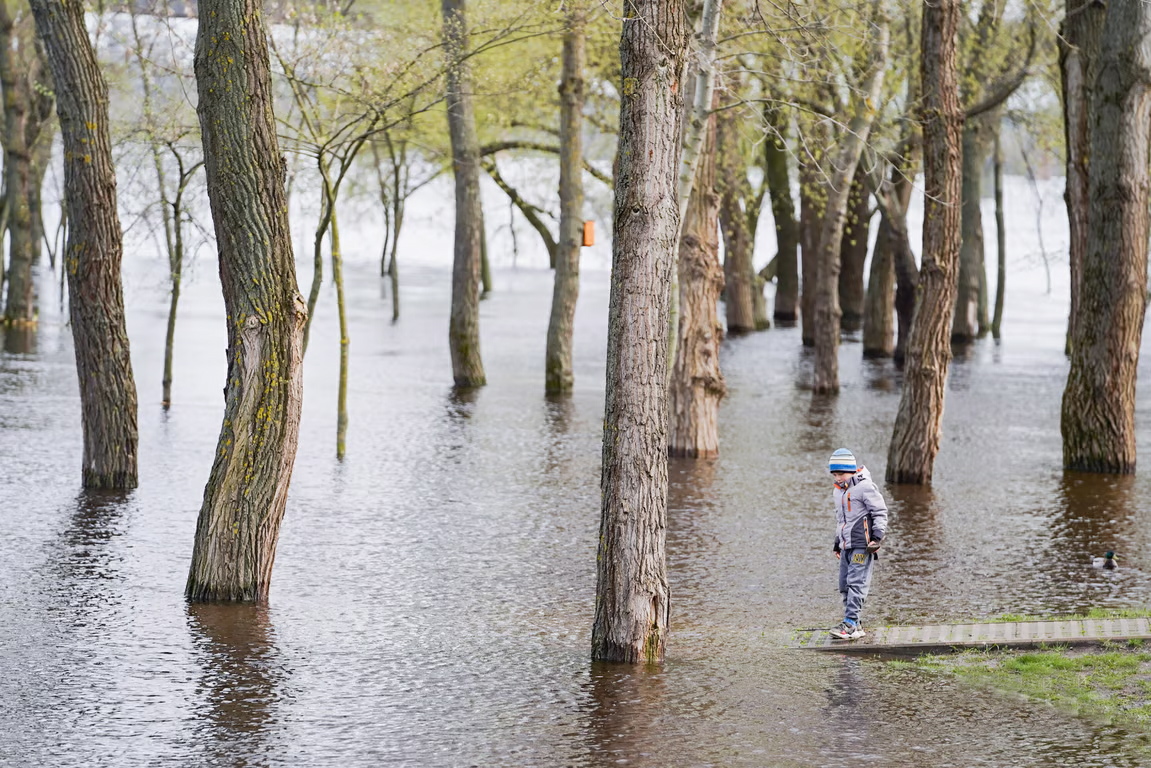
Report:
952,114,993,343
886,0,962,485
764,104,799,324
592,0,687,665
716,97,755,335
862,212,896,358
29,0,138,489
669,96,726,457
1060,0,1105,356
545,1,585,394
991,130,1005,339
1062,0,1151,474
838,170,870,334
442,0,486,387
0,3,47,326
186,0,307,602
812,12,888,394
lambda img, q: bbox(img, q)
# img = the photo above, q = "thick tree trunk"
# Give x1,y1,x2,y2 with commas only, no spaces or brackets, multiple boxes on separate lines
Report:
29,0,138,489
1061,0,1151,474
716,97,755,335
1059,0,1105,356
669,99,726,457
838,170,870,334
545,1,585,394
442,0,486,388
764,105,799,324
592,0,687,665
886,0,962,485
812,14,888,394
187,0,307,602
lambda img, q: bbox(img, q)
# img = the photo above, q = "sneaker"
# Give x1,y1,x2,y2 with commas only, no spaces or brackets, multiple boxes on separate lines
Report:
828,621,866,640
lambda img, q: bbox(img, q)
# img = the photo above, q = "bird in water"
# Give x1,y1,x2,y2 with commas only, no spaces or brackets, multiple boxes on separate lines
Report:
1092,551,1119,570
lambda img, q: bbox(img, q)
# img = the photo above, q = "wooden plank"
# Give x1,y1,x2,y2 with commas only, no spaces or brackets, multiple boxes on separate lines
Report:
796,618,1151,655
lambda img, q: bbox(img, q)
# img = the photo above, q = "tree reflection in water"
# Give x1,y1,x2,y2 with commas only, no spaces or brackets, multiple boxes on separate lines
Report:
187,604,288,765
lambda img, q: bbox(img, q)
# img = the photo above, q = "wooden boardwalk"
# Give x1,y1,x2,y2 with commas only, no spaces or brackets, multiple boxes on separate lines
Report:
795,617,1151,655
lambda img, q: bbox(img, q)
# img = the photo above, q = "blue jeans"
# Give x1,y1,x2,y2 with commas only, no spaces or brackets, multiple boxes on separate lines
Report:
839,548,874,625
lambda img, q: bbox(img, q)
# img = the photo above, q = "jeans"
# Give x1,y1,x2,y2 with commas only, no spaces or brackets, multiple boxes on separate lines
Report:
838,547,874,625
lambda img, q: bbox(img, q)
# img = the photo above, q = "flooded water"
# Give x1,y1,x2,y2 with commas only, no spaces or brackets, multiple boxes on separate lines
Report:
4,183,1151,766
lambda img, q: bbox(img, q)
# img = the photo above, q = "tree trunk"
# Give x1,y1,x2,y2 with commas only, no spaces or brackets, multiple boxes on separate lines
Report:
991,130,1005,339
764,105,799,324
1061,0,1151,474
545,1,585,394
891,204,918,363
667,0,723,370
952,115,993,343
592,0,687,665
332,199,349,459
442,0,486,387
838,170,870,334
886,0,962,485
186,0,307,602
0,2,39,325
1059,0,1105,356
862,212,895,358
669,95,726,458
799,162,821,347
29,0,138,489
812,13,888,394
716,98,755,335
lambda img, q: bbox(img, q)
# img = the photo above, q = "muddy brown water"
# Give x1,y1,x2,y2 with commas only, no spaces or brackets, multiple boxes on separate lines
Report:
3,257,1151,767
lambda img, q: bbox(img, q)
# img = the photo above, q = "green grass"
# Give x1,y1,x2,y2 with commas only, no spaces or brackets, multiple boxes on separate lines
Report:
989,607,1151,623
911,646,1151,726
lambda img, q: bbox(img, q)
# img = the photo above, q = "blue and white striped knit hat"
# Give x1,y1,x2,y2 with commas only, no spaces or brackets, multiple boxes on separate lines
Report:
828,448,857,473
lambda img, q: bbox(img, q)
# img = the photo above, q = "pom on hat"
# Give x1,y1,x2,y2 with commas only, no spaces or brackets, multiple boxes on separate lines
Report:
828,448,857,473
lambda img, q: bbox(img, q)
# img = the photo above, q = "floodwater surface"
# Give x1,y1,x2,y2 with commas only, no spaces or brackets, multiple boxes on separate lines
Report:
3,242,1151,766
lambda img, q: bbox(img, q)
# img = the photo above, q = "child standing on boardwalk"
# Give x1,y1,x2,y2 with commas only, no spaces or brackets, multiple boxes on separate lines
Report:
828,448,888,640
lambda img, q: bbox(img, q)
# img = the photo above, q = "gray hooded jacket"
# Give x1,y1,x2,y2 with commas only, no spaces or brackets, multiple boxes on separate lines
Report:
832,466,888,553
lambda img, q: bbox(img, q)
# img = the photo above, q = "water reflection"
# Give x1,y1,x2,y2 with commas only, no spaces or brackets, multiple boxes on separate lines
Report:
581,662,667,767
1,324,37,355
819,657,874,763
187,603,287,765
54,490,132,594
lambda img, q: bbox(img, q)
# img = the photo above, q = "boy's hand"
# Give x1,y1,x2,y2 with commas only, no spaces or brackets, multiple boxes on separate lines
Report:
866,539,881,554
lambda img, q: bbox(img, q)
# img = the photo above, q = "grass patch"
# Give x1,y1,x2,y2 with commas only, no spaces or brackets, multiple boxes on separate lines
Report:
914,646,1151,726
989,607,1151,623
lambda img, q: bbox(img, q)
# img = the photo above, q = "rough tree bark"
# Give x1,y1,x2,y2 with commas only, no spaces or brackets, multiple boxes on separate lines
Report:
592,0,688,665
186,0,307,601
1061,0,1151,474
29,0,138,489
669,94,726,457
442,0,486,388
886,0,963,485
545,0,585,394
1059,0,1105,356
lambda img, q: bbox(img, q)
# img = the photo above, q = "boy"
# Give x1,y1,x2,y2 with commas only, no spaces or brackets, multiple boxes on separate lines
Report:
827,448,888,640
